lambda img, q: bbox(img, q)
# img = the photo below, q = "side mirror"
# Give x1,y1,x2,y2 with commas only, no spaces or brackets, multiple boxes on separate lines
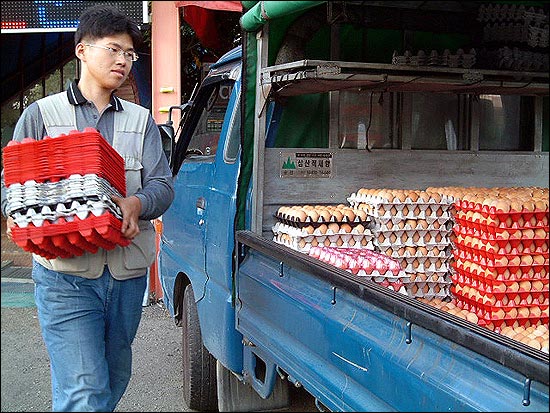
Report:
158,123,174,167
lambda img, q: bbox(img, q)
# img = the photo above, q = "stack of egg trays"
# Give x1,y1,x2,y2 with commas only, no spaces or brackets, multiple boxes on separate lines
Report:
2,129,129,259
3,128,126,196
450,201,549,330
308,245,410,295
347,192,455,299
11,212,130,259
272,208,373,253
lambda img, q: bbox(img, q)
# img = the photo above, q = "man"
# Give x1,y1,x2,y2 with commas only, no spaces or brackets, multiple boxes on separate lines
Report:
0,5,174,411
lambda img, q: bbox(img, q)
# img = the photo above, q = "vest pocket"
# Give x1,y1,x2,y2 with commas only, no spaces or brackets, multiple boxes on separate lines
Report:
121,225,156,270
124,156,143,196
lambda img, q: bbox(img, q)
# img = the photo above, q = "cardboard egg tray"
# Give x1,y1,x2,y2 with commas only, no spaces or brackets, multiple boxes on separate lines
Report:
2,129,126,196
273,232,375,253
452,288,549,329
347,192,454,205
10,212,131,259
375,230,451,247
404,282,451,299
274,212,369,227
370,219,454,232
349,202,452,224
378,244,450,258
398,257,449,275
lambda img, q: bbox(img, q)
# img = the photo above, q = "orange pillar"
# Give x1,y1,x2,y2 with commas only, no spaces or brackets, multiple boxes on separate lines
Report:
151,1,182,126
148,218,164,301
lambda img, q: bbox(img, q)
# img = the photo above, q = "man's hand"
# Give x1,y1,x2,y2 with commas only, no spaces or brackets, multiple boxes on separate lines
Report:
111,195,142,239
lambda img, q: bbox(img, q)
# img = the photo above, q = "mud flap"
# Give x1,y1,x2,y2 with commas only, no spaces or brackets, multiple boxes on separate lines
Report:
216,346,290,412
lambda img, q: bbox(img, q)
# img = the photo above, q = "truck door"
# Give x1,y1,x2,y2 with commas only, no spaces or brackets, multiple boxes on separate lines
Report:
160,62,241,320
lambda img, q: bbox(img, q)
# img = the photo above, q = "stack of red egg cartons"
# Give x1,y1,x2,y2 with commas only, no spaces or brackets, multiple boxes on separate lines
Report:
3,128,130,259
449,187,549,332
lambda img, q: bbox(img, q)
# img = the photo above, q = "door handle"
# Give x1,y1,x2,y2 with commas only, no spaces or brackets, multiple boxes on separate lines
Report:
196,197,206,210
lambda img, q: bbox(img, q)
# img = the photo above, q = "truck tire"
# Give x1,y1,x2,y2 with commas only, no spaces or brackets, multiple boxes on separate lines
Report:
182,284,218,411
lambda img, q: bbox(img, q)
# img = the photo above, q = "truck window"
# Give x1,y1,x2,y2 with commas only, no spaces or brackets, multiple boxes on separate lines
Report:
185,81,234,158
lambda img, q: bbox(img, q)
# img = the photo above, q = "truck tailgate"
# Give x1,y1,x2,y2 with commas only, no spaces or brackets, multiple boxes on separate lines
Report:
236,230,549,411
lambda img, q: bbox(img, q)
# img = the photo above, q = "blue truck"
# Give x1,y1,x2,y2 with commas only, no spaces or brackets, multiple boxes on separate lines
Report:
156,2,549,411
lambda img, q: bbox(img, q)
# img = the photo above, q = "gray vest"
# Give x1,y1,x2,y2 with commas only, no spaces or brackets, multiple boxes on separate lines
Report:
34,92,155,280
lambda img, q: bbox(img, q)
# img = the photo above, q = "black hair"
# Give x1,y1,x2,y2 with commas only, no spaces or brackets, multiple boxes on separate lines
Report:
74,4,142,49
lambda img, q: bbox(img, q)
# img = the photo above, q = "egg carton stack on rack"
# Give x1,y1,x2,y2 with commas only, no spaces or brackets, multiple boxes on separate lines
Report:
348,188,454,300
272,204,374,253
442,187,549,332
3,128,130,259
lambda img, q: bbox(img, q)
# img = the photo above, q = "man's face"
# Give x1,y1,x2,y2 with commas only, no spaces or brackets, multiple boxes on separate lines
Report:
76,33,136,91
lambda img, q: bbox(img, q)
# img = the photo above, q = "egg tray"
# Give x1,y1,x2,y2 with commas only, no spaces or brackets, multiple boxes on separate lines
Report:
347,192,455,206
10,197,123,228
454,200,549,220
452,290,549,329
10,211,130,260
451,264,549,294
375,232,451,248
273,213,370,228
453,236,549,257
453,241,549,265
370,219,454,232
406,272,452,284
402,257,450,276
273,234,375,254
378,243,451,259
452,257,548,282
453,223,549,247
349,202,453,223
5,174,123,217
454,215,548,232
2,130,126,196
272,221,373,238
403,282,451,299
451,275,549,307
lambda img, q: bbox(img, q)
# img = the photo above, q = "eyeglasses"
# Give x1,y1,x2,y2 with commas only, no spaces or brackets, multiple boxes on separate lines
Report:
83,43,139,62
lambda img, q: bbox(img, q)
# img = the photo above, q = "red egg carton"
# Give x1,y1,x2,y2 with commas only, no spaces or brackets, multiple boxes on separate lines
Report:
450,269,549,306
454,200,549,223
452,248,549,277
11,212,131,259
3,128,126,196
453,256,548,282
452,290,549,328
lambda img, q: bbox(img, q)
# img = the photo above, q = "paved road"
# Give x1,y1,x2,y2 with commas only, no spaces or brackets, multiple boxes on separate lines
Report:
1,266,317,412
1,282,187,412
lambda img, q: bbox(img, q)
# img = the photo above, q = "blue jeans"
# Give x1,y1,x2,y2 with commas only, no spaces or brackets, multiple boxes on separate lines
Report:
32,260,147,412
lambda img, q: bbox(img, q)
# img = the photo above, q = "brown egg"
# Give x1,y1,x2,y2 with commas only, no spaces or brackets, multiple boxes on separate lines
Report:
318,210,331,222
340,223,352,233
328,223,340,233
517,307,530,318
317,224,328,234
495,200,510,213
332,210,343,222
466,312,479,324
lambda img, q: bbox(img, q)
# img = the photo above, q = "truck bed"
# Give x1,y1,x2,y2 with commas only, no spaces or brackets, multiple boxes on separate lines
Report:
236,230,549,411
